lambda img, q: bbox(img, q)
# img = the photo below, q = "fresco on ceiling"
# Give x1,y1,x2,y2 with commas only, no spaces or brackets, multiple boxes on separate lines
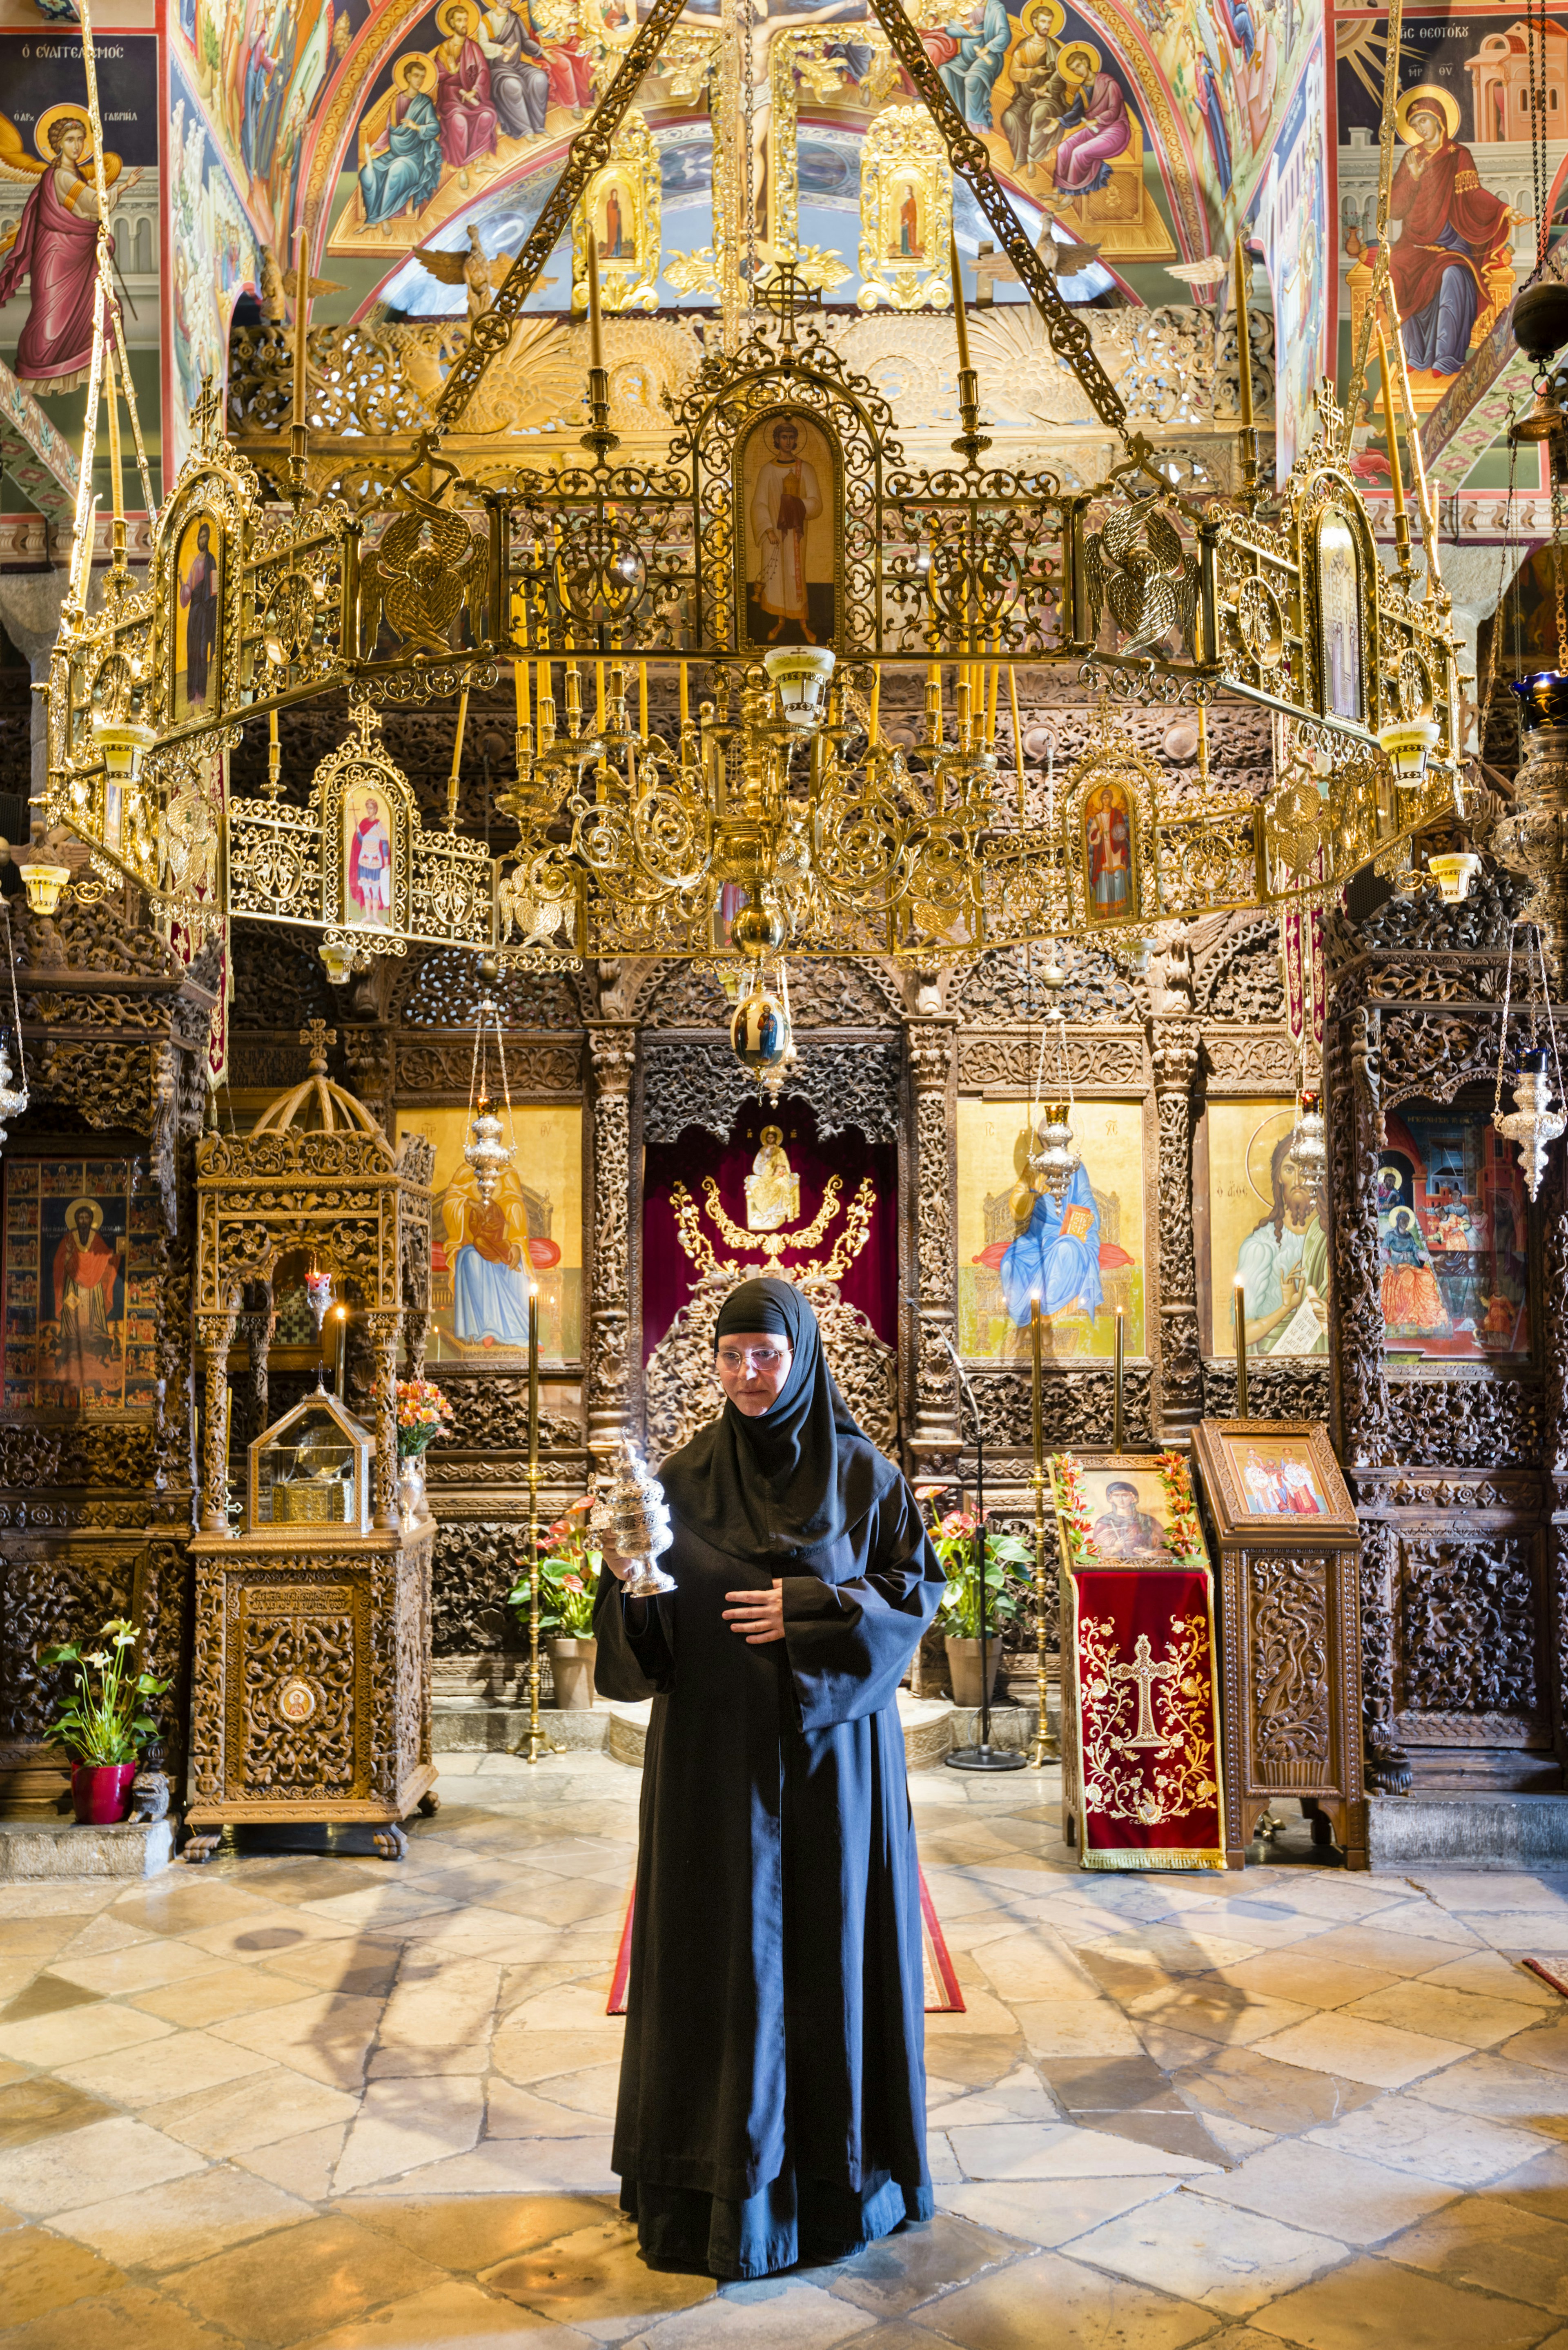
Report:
167,51,260,482
329,0,601,256
1256,31,1326,480
1336,7,1563,416
0,29,157,448
175,0,372,254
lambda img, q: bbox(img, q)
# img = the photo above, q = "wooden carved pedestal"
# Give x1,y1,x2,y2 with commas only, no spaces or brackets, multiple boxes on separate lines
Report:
1191,1418,1368,1871
185,1524,438,1861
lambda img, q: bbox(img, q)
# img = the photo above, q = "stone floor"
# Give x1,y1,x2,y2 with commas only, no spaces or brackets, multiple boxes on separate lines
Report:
7,1759,1568,2348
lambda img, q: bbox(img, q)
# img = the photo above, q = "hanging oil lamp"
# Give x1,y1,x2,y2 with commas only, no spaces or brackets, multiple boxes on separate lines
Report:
463,989,518,1204
1492,925,1567,1201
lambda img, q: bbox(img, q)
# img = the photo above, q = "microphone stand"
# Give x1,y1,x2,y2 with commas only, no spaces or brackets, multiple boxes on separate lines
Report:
943,1336,1026,1775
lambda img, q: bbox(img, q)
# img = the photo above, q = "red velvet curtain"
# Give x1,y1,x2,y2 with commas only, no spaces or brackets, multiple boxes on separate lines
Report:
642,1097,898,1360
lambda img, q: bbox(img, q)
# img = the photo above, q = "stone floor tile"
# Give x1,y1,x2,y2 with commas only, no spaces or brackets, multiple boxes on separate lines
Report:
1004,2000,1144,2060
894,2244,1214,2350
1304,2096,1548,2189
0,1885,123,1919
926,2068,1059,2129
944,2120,1219,2179
0,2223,126,2325
479,2210,715,2330
0,2282,238,2350
347,2137,618,2197
894,2034,1023,2092
177,1901,363,1964
809,2213,1019,2318
1249,2250,1550,2350
293,2276,596,2348
1346,1898,1484,1948
493,2029,637,2090
1068,2187,1344,2316
1413,2052,1568,2135
130,1960,334,2029
340,2189,618,2273
49,1937,224,1999
334,2076,487,2192
1419,1953,1564,2008
531,2065,624,2122
1249,2012,1470,2089
1382,2193,1568,2313
165,2211,450,2346
0,1971,103,2024
1499,2022,1568,2078
1285,1925,1483,1979
1490,2140,1568,2224
1087,2110,1233,2165
259,1943,405,2000
488,2080,631,2139
0,1999,174,2069
56,2025,276,2109
1125,1988,1316,2049
0,2114,204,2216
1341,1980,1550,2051
236,2123,351,2202
0,2076,116,2150
1216,1953,1405,2011
57,2162,312,2271
1200,2115,1276,2164
366,1955,501,2079
1172,2046,1381,2137
144,2065,361,2158
1198,2137,1458,2245
937,2176,1182,2247
209,1989,386,2089
627,2280,875,2349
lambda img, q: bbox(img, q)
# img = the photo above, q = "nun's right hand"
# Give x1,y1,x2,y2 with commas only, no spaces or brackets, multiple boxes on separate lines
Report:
603,1547,637,1583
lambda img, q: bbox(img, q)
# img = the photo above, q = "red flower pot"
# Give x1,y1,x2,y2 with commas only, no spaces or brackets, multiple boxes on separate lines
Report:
70,1763,136,1825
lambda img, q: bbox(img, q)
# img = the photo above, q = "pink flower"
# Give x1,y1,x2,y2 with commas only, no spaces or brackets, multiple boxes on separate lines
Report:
561,1574,583,1593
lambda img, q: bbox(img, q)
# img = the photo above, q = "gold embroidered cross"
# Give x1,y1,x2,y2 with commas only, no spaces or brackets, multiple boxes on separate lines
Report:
1110,1633,1180,1752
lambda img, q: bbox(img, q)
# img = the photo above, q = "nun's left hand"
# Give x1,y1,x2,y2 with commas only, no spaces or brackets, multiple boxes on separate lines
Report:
723,1581,785,1643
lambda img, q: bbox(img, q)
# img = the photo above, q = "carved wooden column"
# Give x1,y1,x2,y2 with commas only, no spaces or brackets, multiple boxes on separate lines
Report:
237,1284,274,1451
362,1309,402,1529
906,1017,961,1472
1325,1002,1390,1467
587,1022,636,1467
196,1291,241,1534
1150,1021,1203,1436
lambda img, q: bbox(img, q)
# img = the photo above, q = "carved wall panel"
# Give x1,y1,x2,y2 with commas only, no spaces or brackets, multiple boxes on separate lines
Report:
639,956,902,1029
1397,1535,1543,1726
956,1032,1145,1092
238,1592,360,1793
0,1542,145,1745
641,1037,901,1146
971,1368,1154,1452
1249,1554,1331,1781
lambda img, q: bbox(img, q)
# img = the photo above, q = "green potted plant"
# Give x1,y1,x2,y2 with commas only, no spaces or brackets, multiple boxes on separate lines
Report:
39,1619,170,1824
925,1501,1034,1709
508,1497,604,1709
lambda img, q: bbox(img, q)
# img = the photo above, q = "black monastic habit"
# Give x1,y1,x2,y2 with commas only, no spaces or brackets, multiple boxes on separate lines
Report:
593,1279,944,2279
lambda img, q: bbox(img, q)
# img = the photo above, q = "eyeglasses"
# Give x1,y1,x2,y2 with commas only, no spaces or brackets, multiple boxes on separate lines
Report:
716,1347,788,1372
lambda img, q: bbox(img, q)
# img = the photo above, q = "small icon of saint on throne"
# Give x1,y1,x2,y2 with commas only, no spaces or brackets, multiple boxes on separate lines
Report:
744,1125,800,1233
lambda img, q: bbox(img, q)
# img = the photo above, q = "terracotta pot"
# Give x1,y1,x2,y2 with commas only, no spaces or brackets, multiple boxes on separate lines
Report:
548,1637,597,1710
944,1636,1005,1710
70,1762,136,1825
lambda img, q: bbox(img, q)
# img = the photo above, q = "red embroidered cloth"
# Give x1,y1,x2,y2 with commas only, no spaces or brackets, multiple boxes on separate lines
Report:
1065,1565,1225,1870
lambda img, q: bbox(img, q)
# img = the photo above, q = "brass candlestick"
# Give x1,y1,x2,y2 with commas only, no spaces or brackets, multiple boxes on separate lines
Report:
525,1280,544,1765
1028,1291,1057,1766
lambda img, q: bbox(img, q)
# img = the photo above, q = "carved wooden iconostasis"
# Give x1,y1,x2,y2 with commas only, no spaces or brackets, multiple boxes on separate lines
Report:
0,674,1564,1820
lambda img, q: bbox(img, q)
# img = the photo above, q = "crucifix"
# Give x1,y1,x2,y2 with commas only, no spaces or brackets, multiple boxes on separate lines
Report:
300,1017,337,1072
1111,1633,1180,1752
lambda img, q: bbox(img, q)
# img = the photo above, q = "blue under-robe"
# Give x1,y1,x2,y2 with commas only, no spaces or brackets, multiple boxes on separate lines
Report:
999,1158,1103,1328
452,1239,530,1345
593,1479,943,2280
359,91,443,228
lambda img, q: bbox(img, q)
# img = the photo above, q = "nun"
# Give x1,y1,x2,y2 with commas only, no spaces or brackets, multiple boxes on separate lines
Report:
593,1275,945,2281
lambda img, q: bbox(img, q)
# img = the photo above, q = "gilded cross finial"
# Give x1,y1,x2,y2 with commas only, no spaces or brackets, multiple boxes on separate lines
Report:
189,374,222,456
300,1017,336,1072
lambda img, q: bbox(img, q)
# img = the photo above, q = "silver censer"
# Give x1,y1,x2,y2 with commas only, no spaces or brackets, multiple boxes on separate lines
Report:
595,1439,676,1599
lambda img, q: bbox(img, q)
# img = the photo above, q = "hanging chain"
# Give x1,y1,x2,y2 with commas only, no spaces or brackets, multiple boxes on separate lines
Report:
1528,0,1550,282
740,0,757,308
1497,921,1518,1113
1479,420,1520,761
2,903,25,1094
1342,0,1405,453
